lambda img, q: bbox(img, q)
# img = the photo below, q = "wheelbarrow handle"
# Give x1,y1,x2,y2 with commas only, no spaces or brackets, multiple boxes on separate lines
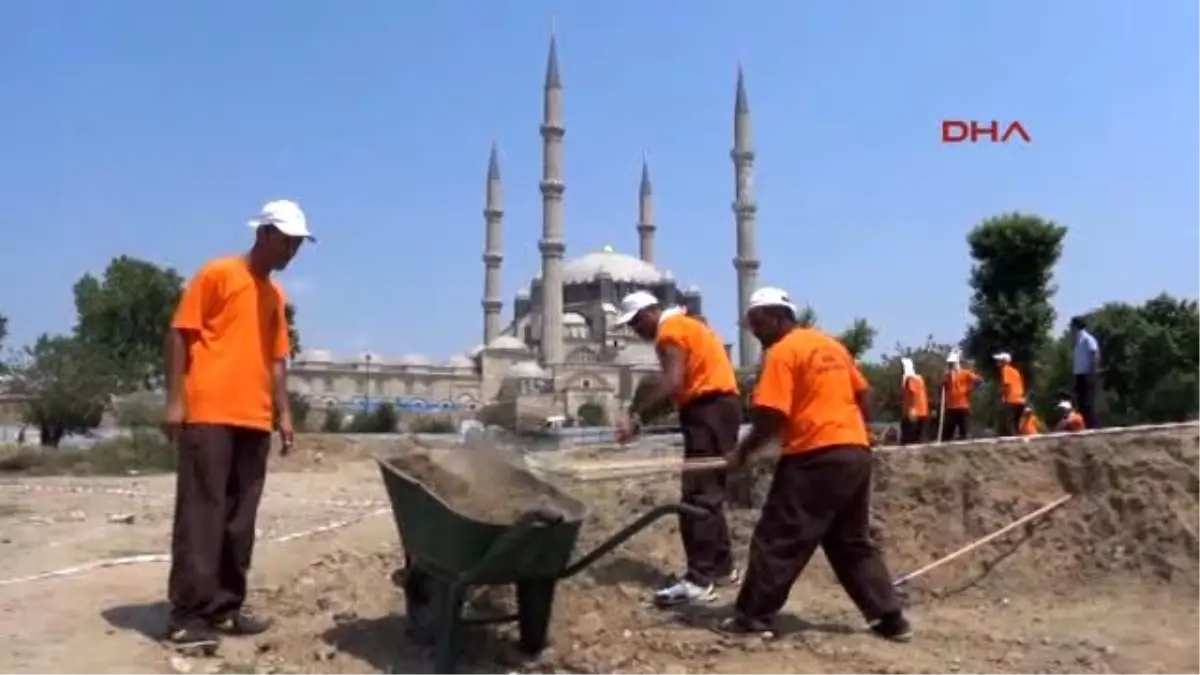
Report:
558,503,698,579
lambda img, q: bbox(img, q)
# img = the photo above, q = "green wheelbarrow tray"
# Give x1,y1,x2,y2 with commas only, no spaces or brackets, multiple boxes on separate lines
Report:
376,450,705,673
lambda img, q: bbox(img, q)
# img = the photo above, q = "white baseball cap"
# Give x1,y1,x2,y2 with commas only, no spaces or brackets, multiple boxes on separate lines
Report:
615,291,661,325
992,352,1012,362
746,286,797,317
946,349,961,364
1057,400,1073,410
248,199,316,242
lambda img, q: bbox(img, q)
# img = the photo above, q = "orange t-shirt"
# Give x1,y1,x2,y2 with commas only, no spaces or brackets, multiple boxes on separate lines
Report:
1060,411,1086,432
751,328,870,455
1018,411,1043,436
655,310,738,407
1000,364,1025,404
172,256,290,432
903,374,929,418
943,368,981,410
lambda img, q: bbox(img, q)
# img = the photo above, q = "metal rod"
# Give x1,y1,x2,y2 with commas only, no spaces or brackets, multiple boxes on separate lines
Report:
892,493,1074,586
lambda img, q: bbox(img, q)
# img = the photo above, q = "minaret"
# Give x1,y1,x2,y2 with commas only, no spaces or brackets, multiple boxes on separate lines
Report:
637,154,655,264
732,66,761,368
538,31,566,366
482,143,504,346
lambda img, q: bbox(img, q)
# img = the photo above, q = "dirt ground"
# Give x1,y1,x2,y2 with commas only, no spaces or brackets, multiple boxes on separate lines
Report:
0,426,1196,674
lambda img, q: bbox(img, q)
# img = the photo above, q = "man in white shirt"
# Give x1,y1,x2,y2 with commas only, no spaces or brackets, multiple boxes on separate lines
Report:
1070,316,1101,429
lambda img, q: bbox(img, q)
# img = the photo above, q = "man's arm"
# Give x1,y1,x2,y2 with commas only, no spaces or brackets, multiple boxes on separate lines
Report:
272,291,293,429
164,329,189,409
737,406,786,458
732,346,793,461
628,344,684,423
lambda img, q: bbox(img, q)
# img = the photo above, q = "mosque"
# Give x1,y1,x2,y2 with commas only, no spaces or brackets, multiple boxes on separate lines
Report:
286,32,763,423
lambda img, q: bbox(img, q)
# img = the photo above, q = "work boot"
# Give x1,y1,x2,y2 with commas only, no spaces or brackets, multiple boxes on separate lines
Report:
165,620,220,656
870,611,913,642
211,609,273,636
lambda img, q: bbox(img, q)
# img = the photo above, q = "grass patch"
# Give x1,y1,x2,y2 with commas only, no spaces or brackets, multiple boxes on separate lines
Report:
0,429,176,476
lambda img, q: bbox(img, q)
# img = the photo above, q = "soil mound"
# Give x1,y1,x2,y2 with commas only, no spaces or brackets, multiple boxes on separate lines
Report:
381,446,585,526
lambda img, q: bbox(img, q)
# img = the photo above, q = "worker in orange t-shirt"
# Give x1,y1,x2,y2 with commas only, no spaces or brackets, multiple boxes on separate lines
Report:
1054,400,1087,432
899,358,929,445
721,287,911,643
163,200,314,652
613,290,742,607
940,351,981,441
993,352,1026,436
1018,405,1045,436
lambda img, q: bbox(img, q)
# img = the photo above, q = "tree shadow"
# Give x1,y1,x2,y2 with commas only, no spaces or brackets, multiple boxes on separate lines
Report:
101,600,170,641
584,554,666,588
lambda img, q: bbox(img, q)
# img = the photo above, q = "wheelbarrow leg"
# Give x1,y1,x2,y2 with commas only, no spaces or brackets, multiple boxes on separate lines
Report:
515,579,558,654
432,582,468,674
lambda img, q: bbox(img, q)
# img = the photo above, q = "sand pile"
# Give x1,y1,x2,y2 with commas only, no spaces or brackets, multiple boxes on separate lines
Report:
382,446,584,526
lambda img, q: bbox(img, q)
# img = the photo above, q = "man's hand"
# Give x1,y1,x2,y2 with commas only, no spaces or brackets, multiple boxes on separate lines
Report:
162,400,185,443
278,413,295,457
724,446,748,472
614,412,640,444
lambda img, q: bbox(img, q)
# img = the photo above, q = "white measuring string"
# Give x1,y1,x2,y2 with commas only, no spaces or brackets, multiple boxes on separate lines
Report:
0,482,386,509
0,507,390,587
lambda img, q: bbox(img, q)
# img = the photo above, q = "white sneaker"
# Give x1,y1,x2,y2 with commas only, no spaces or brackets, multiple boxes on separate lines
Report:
653,578,717,607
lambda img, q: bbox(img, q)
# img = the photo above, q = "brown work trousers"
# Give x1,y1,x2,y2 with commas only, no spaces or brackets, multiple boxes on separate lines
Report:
735,445,901,625
677,393,741,586
168,423,271,624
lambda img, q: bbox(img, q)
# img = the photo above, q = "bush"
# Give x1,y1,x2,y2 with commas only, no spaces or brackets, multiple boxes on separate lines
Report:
322,408,344,432
347,403,398,433
0,428,175,476
407,414,457,434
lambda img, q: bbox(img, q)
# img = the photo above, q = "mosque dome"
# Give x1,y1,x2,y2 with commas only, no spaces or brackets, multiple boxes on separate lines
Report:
468,344,485,357
297,348,334,363
445,354,474,368
505,360,549,380
562,245,665,285
487,335,529,351
397,354,433,366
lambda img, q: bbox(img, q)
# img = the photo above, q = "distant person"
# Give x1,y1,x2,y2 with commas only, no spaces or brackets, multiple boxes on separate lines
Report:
1018,404,1045,436
1054,400,1087,432
723,287,912,642
993,352,1026,436
161,199,314,653
899,358,929,445
614,290,742,607
1070,316,1101,429
940,351,981,441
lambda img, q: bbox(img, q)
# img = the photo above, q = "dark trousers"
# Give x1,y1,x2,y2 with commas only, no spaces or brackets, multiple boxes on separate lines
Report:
735,446,900,624
941,408,970,441
1000,403,1023,436
677,393,741,586
1074,374,1099,429
898,417,926,445
168,424,271,625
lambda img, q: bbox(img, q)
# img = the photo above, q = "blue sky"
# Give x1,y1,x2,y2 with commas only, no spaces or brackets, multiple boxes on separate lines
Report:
1,0,1196,360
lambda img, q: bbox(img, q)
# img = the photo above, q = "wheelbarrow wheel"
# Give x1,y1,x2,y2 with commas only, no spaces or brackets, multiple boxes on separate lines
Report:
402,560,440,644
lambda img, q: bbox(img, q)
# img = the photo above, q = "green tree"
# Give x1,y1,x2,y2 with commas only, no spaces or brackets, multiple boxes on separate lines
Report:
322,407,345,432
15,335,117,447
0,311,7,350
348,402,398,433
72,256,184,391
283,390,311,430
1041,294,1199,424
284,302,302,359
962,213,1067,389
837,318,877,359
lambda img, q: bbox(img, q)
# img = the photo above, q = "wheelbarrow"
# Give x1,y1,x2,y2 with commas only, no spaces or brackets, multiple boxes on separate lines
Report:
376,449,704,673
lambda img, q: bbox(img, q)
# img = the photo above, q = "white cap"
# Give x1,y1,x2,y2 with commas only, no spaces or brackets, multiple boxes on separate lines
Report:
248,199,315,241
946,350,961,364
1057,400,1073,410
615,291,660,325
747,287,797,317
992,352,1012,362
